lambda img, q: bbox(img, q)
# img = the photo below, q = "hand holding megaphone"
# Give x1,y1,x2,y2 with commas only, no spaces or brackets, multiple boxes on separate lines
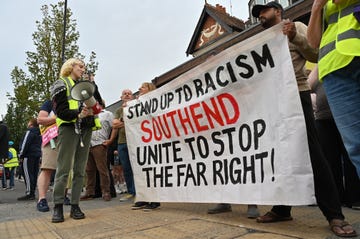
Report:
83,102,102,115
71,81,103,115
78,107,91,119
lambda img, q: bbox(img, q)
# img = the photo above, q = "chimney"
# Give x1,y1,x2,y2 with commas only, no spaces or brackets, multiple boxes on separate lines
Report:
215,4,226,13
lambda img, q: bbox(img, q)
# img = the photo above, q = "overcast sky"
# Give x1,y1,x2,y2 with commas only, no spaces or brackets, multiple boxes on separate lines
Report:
0,0,250,119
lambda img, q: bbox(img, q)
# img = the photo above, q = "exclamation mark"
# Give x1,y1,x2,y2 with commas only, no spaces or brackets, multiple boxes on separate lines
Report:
271,148,275,182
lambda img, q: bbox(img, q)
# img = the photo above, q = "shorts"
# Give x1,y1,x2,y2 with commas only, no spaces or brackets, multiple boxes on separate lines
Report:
41,141,58,170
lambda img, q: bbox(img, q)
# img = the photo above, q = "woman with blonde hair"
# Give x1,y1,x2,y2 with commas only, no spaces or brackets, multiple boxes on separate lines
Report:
139,82,156,93
50,58,101,223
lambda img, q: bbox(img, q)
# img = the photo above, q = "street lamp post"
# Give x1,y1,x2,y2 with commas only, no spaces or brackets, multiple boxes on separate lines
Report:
61,0,68,64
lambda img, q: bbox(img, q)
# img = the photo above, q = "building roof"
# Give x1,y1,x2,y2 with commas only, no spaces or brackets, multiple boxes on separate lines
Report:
186,3,245,56
107,0,313,114
151,0,312,89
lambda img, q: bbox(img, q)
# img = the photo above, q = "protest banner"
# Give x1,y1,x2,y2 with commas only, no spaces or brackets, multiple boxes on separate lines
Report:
124,23,315,205
40,123,58,147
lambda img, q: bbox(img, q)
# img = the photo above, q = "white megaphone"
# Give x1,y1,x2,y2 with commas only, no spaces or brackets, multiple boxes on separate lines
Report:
70,81,102,115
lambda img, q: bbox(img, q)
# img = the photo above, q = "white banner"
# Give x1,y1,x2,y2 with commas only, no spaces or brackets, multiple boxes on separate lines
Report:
124,24,315,205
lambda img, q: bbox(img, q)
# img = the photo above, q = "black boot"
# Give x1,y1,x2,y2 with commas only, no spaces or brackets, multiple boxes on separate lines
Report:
52,204,64,223
70,204,85,219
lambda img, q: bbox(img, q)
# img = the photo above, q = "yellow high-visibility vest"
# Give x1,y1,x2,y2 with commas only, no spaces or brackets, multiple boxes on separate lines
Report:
55,77,101,130
56,77,79,127
318,0,360,80
5,147,19,168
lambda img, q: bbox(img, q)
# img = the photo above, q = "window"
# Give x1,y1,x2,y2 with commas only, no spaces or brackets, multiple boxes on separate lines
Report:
248,0,291,25
248,0,265,24
278,0,290,8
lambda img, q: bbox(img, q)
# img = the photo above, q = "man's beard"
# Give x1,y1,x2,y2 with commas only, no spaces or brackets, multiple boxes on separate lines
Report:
260,15,276,29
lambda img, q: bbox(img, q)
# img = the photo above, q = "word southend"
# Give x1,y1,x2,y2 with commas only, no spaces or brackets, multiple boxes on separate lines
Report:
140,93,240,142
127,43,275,118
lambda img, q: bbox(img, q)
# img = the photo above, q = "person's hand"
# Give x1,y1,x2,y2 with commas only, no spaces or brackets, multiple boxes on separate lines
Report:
312,0,328,11
118,120,125,128
103,140,112,146
78,107,92,119
282,19,296,41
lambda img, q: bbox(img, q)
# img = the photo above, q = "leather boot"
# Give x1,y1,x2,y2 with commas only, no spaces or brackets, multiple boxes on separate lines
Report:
52,204,64,223
70,204,85,219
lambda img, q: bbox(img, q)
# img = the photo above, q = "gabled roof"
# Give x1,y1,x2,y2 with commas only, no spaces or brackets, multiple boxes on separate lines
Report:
152,0,313,88
186,3,245,56
107,0,313,113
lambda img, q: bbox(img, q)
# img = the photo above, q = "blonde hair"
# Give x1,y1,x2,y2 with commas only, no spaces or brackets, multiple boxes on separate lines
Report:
60,58,84,77
142,82,156,92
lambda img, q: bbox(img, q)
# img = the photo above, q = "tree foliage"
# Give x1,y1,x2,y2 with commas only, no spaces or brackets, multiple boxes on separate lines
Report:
4,1,98,148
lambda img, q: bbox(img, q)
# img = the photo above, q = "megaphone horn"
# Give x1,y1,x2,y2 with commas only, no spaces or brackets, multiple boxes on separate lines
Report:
71,81,95,101
70,81,103,115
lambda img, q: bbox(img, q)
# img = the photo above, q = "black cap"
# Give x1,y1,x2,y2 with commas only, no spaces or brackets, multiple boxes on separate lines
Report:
252,1,283,18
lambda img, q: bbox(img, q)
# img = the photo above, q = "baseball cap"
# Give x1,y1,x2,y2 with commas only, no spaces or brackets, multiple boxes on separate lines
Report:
252,1,283,18
8,141,14,146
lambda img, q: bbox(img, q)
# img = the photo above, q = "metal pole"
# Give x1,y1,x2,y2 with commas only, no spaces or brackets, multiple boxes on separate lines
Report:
61,0,68,64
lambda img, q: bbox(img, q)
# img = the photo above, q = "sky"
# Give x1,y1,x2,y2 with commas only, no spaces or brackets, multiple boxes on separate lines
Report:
0,0,250,119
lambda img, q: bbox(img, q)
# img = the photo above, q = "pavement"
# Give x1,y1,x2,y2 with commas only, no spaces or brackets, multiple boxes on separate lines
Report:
0,180,359,239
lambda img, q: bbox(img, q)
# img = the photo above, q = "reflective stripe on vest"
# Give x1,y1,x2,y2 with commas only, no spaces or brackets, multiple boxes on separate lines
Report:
328,3,357,25
56,77,79,126
319,29,360,59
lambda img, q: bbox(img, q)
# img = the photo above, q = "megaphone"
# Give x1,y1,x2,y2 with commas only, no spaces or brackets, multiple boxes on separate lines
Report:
71,81,102,115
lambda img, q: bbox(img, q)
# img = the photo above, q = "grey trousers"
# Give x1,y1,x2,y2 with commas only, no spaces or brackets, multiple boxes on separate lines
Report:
53,125,92,205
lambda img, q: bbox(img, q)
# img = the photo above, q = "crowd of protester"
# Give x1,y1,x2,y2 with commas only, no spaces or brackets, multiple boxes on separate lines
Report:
0,0,359,237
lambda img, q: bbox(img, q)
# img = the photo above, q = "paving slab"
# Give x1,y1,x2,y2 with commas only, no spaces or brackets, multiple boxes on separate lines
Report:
1,181,359,239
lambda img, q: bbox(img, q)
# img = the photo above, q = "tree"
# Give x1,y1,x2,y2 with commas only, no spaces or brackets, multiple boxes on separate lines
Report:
27,2,82,101
86,51,99,74
5,1,98,147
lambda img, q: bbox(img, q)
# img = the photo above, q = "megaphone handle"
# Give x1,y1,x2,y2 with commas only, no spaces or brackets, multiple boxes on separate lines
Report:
79,101,84,112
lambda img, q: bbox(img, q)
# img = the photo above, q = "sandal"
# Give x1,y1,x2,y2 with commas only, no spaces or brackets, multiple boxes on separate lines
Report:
256,211,293,223
329,219,357,237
